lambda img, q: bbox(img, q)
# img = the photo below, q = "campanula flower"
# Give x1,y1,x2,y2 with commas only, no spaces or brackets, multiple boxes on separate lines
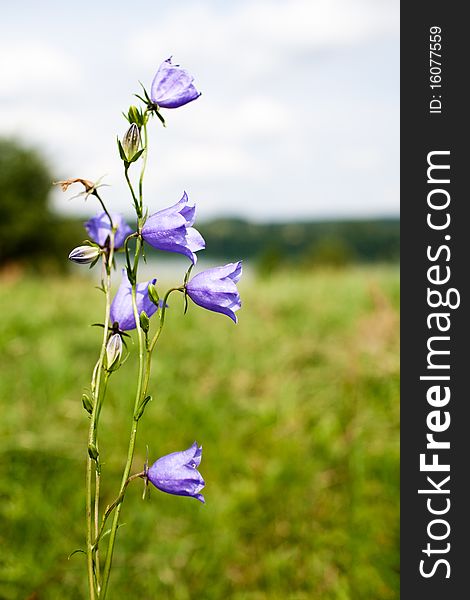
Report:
110,270,158,331
150,57,201,109
147,442,205,503
68,245,101,264
186,262,242,323
85,212,133,249
141,192,205,263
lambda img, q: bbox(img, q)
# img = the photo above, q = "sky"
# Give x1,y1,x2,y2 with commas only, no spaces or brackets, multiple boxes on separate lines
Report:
0,0,399,223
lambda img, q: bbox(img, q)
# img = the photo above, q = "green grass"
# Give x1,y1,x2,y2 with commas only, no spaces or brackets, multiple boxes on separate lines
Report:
0,266,399,599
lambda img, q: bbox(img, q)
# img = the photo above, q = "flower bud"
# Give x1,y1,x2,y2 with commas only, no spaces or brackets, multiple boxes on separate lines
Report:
139,310,150,333
122,124,141,162
147,282,160,306
69,245,101,265
82,393,93,414
105,333,122,372
127,105,143,126
134,395,152,421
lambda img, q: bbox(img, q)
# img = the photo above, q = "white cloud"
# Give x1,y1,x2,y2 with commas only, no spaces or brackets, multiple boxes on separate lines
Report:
150,142,264,184
127,0,399,74
0,0,399,221
0,41,83,96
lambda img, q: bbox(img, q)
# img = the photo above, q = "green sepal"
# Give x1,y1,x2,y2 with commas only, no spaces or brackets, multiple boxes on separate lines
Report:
134,395,152,421
148,283,160,307
68,549,86,560
139,310,150,333
82,393,93,414
134,93,148,105
137,82,151,104
117,137,127,162
128,148,145,163
88,255,101,269
126,266,136,285
127,105,145,126
135,83,166,126
106,357,121,373
154,110,166,127
88,443,99,461
142,207,149,224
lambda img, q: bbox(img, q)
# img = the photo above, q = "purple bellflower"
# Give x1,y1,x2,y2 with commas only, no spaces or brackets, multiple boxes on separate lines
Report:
85,212,133,249
186,262,242,323
141,192,205,263
150,57,201,109
147,442,205,503
110,270,158,331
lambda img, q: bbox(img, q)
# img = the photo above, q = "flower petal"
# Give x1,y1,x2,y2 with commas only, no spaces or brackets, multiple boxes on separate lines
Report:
110,270,158,331
150,58,201,109
85,212,133,249
186,263,242,322
141,194,205,263
147,443,205,502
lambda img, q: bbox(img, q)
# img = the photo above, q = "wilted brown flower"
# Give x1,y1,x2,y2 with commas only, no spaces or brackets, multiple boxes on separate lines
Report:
53,176,108,200
54,178,95,193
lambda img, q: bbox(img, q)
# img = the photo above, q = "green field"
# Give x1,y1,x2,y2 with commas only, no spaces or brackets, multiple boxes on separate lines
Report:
0,266,399,599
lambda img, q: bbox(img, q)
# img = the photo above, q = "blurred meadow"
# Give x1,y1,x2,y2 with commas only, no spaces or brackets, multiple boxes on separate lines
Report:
1,2,399,597
0,264,399,599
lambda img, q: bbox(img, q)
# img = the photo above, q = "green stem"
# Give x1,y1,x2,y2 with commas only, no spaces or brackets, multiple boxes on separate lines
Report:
86,234,115,600
100,238,145,599
94,469,101,586
138,120,149,212
93,471,145,551
150,288,182,353
94,192,114,229
124,168,141,218
93,372,109,592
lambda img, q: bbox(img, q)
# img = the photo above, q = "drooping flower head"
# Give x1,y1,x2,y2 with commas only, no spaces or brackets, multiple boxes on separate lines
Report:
150,57,201,109
141,192,205,263
53,176,108,200
85,212,134,249
186,262,242,323
147,442,205,503
110,270,158,331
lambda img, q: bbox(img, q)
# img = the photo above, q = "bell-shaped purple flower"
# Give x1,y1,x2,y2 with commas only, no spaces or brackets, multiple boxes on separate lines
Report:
110,270,158,331
85,212,134,249
150,57,201,109
141,192,205,263
147,442,205,503
186,262,242,323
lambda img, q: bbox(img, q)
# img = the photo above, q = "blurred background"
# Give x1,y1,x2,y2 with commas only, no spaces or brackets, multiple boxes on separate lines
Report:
0,1,399,598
